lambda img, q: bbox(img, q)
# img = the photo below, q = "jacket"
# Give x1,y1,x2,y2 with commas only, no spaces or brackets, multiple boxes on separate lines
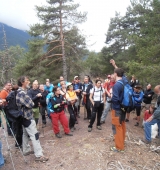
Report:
133,91,144,107
143,89,154,104
27,88,41,108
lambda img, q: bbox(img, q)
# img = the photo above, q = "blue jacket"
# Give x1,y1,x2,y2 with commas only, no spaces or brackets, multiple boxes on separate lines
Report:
46,92,54,113
44,84,54,93
133,91,144,107
111,80,123,111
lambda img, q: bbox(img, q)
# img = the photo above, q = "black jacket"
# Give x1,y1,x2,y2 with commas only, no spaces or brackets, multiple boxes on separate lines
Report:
51,95,66,113
143,89,154,104
27,88,41,108
82,83,93,97
39,91,48,107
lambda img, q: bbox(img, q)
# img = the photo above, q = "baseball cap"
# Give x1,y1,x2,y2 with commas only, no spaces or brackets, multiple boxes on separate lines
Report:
74,76,79,80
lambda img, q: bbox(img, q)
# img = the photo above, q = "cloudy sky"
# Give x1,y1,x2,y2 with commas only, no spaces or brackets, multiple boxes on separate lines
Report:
0,0,131,52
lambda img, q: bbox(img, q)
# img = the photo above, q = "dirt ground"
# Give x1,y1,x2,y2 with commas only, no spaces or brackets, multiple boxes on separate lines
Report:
1,108,160,170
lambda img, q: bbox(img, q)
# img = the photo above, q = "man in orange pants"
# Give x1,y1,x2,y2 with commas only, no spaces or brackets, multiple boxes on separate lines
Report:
111,68,126,152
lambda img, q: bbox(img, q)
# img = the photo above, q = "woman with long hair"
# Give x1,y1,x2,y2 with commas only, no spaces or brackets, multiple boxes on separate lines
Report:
50,86,73,138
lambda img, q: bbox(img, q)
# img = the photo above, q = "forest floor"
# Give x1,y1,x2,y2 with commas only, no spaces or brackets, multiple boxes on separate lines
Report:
1,107,160,170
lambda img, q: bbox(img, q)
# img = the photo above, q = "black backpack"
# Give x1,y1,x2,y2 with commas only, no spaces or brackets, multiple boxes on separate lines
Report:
6,90,23,119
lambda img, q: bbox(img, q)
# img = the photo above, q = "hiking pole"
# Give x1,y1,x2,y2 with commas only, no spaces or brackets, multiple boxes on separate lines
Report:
1,109,27,163
0,112,16,170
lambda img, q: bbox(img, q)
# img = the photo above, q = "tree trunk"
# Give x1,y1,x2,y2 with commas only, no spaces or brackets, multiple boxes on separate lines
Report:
60,1,67,81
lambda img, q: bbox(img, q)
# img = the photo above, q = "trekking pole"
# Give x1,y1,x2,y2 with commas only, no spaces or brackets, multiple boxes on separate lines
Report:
0,111,16,170
1,109,27,163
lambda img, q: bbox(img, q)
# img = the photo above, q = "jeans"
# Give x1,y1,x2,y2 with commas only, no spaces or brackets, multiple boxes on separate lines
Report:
0,141,4,168
88,103,104,128
101,97,111,122
144,119,160,141
22,119,43,157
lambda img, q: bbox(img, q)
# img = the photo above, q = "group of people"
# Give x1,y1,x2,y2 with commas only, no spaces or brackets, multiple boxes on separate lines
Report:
0,59,160,167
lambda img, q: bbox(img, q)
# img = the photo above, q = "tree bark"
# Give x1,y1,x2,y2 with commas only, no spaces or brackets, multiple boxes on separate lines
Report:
60,1,67,81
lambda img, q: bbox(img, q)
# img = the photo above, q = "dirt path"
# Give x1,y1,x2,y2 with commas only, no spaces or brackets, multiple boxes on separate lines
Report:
1,108,160,170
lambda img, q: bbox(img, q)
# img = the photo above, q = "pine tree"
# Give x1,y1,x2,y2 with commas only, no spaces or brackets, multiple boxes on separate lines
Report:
29,0,87,80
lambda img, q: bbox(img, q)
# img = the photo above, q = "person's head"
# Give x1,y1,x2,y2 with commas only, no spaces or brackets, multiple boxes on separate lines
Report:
17,76,30,89
12,85,19,91
154,85,160,95
46,79,50,82
114,68,124,79
149,105,155,114
46,81,50,87
110,74,115,82
146,84,151,90
4,81,12,90
60,76,64,81
60,81,66,88
67,83,73,91
132,75,136,80
53,86,61,95
107,75,111,79
39,84,44,91
74,76,79,83
84,76,89,84
32,81,39,90
95,80,102,88
134,85,142,92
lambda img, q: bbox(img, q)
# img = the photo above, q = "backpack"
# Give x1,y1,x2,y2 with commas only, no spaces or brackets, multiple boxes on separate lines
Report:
117,76,134,109
93,87,103,101
6,90,23,119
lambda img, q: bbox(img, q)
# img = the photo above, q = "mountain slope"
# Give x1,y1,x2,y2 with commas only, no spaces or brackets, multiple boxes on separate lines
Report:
0,23,31,50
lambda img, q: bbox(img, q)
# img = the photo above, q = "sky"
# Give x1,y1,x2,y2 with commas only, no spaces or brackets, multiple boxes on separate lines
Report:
0,0,131,52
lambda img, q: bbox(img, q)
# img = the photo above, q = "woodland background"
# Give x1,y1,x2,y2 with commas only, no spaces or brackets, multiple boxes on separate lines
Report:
0,0,160,87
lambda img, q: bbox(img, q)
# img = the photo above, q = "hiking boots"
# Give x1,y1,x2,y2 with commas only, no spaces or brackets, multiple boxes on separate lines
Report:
23,151,34,156
88,127,92,132
55,133,62,138
141,139,151,144
100,121,105,124
134,122,139,126
97,126,102,130
65,133,73,136
111,146,124,153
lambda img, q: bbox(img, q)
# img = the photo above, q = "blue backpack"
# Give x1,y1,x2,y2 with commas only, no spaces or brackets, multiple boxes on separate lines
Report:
117,76,134,109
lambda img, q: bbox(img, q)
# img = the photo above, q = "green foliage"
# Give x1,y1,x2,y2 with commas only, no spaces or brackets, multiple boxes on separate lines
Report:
93,0,160,87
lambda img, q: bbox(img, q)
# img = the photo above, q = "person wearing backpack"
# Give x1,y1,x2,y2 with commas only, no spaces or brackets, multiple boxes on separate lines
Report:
88,80,105,132
6,85,23,148
111,68,126,152
50,86,73,138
